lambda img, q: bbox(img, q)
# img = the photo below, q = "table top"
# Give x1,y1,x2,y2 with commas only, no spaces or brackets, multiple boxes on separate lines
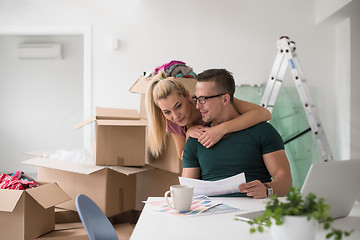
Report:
130,197,360,240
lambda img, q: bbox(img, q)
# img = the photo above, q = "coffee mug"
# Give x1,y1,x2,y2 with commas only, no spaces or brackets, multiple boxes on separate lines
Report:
164,185,194,213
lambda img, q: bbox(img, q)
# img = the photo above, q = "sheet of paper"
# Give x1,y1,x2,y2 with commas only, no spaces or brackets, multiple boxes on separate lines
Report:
179,172,246,196
143,195,223,217
143,195,243,217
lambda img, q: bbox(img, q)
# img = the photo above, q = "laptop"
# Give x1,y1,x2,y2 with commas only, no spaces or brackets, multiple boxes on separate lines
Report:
235,159,360,221
301,159,360,219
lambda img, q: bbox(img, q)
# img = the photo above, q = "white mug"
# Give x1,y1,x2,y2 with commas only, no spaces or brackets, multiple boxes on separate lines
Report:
164,185,194,213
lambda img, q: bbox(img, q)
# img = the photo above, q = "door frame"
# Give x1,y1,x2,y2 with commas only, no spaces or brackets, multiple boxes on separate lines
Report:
0,25,93,149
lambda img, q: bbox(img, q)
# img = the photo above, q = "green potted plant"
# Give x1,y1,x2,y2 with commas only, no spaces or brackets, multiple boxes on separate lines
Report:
245,187,353,240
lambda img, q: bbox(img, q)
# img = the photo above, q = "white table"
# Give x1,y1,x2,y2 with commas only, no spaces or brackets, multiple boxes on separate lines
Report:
130,197,360,240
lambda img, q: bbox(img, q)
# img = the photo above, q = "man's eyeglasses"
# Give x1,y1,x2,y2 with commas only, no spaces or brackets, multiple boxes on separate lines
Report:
192,93,225,105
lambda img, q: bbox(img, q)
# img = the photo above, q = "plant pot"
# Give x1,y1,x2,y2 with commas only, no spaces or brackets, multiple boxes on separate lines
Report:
271,216,318,240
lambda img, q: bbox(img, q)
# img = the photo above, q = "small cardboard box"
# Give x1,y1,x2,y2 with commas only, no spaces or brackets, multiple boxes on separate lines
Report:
22,156,152,217
74,107,147,166
130,75,196,174
0,182,71,240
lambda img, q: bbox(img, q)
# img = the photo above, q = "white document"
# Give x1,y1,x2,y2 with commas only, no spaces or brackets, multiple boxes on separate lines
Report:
179,172,246,196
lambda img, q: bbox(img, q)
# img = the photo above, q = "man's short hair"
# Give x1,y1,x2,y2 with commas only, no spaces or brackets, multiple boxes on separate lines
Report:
197,68,235,102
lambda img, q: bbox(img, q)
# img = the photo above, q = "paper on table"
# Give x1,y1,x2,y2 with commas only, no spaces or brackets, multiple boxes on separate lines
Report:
179,172,246,196
143,195,223,217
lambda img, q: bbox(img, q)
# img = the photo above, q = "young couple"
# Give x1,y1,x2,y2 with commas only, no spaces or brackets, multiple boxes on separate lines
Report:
146,69,292,199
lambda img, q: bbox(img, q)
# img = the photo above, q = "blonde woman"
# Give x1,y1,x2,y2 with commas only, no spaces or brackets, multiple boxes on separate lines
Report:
146,72,271,159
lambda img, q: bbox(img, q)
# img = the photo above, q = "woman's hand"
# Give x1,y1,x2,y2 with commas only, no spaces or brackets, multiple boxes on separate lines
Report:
197,125,225,148
186,125,206,139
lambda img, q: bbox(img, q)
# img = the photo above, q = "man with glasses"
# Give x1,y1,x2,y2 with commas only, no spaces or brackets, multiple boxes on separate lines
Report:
182,69,292,199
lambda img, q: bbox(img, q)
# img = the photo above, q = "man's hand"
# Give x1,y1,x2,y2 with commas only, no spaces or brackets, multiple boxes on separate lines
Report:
238,180,267,199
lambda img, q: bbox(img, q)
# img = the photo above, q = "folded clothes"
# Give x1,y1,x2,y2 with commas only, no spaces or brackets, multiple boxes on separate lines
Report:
165,63,187,76
170,65,193,77
153,60,197,79
154,60,186,74
175,71,197,78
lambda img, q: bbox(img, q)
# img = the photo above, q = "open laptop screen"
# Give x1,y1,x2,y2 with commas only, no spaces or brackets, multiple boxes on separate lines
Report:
301,159,360,219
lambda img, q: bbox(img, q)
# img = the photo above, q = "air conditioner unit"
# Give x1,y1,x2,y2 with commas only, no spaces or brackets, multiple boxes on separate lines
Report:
17,43,62,59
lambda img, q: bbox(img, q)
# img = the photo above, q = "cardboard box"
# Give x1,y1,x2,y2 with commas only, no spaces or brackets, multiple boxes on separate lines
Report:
145,133,183,174
0,182,71,240
37,222,134,240
74,107,147,166
130,75,196,174
135,168,180,210
22,156,152,217
55,208,80,224
37,222,87,240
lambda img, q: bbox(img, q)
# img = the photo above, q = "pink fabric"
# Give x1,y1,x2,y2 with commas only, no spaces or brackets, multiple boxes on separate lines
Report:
155,60,186,74
166,120,209,140
0,172,39,190
166,120,186,139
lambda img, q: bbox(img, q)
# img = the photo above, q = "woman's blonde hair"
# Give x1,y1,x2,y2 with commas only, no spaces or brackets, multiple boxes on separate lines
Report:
145,72,188,157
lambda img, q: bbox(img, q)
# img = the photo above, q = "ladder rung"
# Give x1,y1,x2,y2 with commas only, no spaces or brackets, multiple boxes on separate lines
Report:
261,36,333,162
284,128,311,145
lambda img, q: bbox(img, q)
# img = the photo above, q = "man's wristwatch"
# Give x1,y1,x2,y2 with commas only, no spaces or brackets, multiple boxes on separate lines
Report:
263,183,273,197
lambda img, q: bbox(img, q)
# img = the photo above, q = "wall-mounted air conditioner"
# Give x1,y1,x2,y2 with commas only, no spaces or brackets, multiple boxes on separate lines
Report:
17,43,62,59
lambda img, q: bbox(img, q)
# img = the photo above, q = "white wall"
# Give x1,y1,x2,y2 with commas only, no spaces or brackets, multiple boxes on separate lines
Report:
315,0,352,24
0,35,84,174
0,0,321,109
0,0,359,171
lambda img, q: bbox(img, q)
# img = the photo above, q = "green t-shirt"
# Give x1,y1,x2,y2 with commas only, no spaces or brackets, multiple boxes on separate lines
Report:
182,122,284,197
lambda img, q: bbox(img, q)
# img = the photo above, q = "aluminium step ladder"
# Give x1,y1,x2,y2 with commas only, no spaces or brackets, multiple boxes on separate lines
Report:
260,36,333,162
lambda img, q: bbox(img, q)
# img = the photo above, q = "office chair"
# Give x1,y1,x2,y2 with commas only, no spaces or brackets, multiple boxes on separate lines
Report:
76,194,119,240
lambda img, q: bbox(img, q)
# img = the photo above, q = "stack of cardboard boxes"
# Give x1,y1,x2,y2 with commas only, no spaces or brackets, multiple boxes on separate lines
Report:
11,75,196,239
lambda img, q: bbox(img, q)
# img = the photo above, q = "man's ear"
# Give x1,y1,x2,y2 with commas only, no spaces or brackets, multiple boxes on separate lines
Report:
223,93,231,105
